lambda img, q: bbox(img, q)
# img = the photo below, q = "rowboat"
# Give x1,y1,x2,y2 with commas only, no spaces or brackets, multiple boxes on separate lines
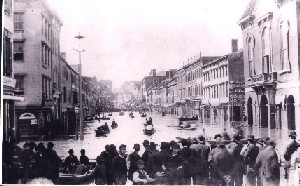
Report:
178,115,198,121
83,116,95,123
94,129,110,136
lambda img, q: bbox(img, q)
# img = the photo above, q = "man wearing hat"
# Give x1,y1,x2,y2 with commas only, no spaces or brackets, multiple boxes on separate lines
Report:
256,140,280,186
133,160,154,185
127,144,141,181
240,134,259,186
45,142,61,183
33,142,47,178
228,134,244,186
191,135,210,185
111,144,128,185
80,149,89,165
283,131,299,180
91,156,107,185
208,140,233,185
142,140,150,149
64,149,79,173
20,142,35,181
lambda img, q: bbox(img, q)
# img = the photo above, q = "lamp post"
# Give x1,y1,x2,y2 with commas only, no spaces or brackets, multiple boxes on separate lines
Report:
74,32,85,140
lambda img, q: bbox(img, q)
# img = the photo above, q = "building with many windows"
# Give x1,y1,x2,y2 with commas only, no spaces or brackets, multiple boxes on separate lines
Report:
13,0,63,139
239,0,300,131
2,0,24,142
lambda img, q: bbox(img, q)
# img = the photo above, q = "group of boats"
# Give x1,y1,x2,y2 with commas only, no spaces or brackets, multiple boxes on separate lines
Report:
83,113,113,123
94,119,118,137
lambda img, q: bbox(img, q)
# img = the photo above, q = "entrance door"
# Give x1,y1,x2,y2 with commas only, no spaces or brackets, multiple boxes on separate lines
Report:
260,95,268,128
287,95,295,130
247,98,253,126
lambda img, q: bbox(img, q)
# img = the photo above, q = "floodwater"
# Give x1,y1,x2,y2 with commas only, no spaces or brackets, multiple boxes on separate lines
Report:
23,111,289,160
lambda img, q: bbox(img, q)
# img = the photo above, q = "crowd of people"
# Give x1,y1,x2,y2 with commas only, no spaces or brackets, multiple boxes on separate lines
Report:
2,128,300,185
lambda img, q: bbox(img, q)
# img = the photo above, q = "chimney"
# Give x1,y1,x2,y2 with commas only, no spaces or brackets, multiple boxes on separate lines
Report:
231,39,238,53
60,52,66,60
150,69,156,76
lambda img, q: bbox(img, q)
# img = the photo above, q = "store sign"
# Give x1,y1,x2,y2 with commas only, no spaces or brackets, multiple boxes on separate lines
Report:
3,76,16,88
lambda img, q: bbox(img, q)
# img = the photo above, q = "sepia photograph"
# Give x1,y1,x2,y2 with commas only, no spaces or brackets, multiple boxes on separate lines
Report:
2,0,300,185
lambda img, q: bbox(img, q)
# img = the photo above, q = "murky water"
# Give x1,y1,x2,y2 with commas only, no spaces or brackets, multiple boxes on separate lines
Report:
18,111,289,160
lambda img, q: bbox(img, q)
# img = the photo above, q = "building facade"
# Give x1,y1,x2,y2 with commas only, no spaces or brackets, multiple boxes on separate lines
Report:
13,0,63,139
240,0,300,131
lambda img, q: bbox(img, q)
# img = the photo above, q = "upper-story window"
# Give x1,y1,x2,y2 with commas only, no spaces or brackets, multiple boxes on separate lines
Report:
3,29,12,77
14,42,24,61
262,27,271,73
248,37,255,76
14,12,24,31
280,20,290,71
15,75,25,96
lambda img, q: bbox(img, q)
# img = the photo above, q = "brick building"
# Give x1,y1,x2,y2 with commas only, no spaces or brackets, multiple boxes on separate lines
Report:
13,0,63,139
239,0,300,130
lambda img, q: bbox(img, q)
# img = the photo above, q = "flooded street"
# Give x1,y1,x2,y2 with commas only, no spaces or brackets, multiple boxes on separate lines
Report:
24,112,289,160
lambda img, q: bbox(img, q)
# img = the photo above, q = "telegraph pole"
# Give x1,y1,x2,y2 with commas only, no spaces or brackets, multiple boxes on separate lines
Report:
74,32,85,140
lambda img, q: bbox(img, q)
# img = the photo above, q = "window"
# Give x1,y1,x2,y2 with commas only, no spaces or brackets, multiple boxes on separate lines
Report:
3,29,12,76
15,76,24,96
14,42,24,61
280,21,290,71
14,12,24,31
63,86,66,102
42,76,51,101
262,27,271,73
248,37,254,76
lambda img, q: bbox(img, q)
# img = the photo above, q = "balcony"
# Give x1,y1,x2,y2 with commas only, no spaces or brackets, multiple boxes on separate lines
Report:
249,72,277,88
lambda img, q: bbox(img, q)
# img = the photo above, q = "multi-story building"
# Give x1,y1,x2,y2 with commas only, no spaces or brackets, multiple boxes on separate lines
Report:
239,0,300,131
202,42,244,126
3,0,24,142
13,0,63,139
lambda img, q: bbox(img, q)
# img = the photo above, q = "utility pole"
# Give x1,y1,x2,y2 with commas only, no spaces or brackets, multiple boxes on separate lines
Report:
74,32,85,140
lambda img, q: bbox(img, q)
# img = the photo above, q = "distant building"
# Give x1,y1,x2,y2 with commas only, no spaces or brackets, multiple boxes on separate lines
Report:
239,0,300,130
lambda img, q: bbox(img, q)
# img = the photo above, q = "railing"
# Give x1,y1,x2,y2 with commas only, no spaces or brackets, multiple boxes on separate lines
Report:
251,72,277,84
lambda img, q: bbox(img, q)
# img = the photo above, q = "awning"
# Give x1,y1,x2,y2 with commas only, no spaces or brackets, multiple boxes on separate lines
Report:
3,95,24,101
19,113,36,120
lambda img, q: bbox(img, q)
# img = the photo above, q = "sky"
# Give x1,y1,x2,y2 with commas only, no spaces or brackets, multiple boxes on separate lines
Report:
47,0,249,89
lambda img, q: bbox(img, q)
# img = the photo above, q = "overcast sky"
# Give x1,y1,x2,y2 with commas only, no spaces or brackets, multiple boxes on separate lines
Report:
47,0,249,89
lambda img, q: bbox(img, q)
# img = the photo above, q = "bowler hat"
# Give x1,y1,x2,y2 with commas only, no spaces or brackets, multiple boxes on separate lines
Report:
173,144,180,149
198,135,206,142
181,139,188,146
150,142,158,147
161,142,168,147
169,140,177,147
119,144,126,150
137,159,145,166
29,142,37,148
133,144,140,150
96,156,104,163
289,131,297,138
142,140,149,145
80,149,85,153
23,142,30,148
247,134,255,141
68,149,74,153
47,142,54,148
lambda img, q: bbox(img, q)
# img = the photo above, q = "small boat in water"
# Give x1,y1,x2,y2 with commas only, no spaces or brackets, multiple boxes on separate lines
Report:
95,129,110,136
140,113,147,117
178,123,197,130
178,115,198,121
83,116,95,123
119,111,124,116
108,113,112,116
143,125,155,135
111,120,118,129
99,116,110,120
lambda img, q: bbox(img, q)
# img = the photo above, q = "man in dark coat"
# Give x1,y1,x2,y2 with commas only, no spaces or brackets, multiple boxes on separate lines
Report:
80,149,89,165
33,142,47,178
256,140,280,186
127,144,141,181
209,141,233,186
111,144,127,185
45,142,61,183
241,134,260,186
227,134,244,186
190,135,210,185
64,149,79,173
92,155,107,185
179,139,194,184
144,142,159,175
149,142,169,175
105,144,118,184
283,131,299,181
20,142,36,181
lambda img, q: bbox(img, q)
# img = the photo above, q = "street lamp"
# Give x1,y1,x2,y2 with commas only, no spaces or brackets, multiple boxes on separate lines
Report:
74,32,85,140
